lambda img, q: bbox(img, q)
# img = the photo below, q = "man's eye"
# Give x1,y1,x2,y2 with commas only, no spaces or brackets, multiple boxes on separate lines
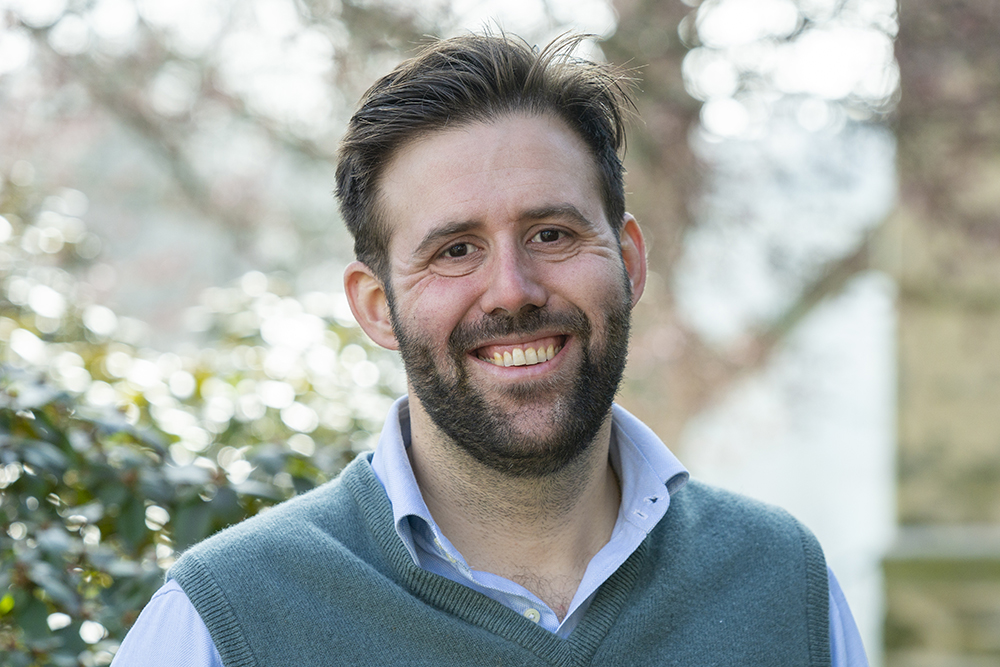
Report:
444,242,474,258
531,229,564,243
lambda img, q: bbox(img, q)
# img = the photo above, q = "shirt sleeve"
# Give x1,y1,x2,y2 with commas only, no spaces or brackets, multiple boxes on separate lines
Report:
828,567,868,667
110,579,222,667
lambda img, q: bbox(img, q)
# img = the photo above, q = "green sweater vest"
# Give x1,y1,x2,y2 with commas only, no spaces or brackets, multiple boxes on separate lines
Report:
169,454,831,666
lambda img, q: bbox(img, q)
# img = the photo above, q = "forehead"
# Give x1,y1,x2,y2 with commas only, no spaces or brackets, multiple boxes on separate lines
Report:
377,114,605,253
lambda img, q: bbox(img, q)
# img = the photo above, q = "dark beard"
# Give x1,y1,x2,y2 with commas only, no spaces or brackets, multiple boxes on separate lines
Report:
388,281,632,478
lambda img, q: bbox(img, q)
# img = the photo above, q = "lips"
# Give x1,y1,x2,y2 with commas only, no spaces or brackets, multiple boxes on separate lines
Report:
474,335,565,367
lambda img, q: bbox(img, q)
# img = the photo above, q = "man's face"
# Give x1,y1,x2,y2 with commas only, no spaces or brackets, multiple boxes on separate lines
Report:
374,114,644,477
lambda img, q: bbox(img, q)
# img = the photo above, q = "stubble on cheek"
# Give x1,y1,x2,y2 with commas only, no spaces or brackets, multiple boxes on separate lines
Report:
386,261,634,478
394,305,630,476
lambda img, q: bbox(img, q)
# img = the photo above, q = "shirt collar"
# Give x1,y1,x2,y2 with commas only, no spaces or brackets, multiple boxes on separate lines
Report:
369,396,429,565
369,396,689,564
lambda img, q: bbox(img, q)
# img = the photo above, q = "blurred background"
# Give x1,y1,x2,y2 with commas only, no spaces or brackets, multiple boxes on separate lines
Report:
1,0,996,665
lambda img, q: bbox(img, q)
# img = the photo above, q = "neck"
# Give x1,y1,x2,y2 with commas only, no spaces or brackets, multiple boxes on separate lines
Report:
407,399,621,619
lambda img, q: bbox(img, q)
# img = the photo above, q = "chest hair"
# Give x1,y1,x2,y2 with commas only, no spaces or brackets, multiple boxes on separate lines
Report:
506,571,581,621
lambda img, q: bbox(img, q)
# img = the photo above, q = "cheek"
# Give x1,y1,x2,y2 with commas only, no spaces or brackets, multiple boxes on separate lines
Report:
400,277,481,338
540,256,628,302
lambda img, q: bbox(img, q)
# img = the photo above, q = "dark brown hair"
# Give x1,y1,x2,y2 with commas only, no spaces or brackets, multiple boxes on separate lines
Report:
335,32,635,283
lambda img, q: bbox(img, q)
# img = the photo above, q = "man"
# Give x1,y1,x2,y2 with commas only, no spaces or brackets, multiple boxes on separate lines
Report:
113,33,867,665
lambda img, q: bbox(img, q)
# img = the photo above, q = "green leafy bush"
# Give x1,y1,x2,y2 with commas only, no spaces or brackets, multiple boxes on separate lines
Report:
0,171,402,665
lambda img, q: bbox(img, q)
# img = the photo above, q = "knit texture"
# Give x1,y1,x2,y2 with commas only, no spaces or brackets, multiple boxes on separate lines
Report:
169,454,830,667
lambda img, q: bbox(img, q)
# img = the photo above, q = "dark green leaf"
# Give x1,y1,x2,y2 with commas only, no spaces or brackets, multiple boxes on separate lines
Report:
117,498,149,552
98,483,129,509
173,501,212,550
29,562,80,613
17,596,50,641
51,652,81,667
292,476,317,495
54,620,87,656
36,526,75,556
139,468,174,503
2,650,31,667
209,486,243,524
19,440,69,475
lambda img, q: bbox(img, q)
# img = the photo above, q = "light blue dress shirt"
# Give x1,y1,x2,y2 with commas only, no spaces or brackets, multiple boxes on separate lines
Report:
113,398,869,666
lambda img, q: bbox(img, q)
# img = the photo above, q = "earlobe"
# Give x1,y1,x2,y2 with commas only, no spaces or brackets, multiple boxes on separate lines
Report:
620,214,647,306
343,261,399,350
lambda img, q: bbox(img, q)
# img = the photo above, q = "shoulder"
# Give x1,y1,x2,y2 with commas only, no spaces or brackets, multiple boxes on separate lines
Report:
648,480,830,649
667,479,818,544
163,455,407,665
621,481,832,665
652,479,828,589
168,453,388,582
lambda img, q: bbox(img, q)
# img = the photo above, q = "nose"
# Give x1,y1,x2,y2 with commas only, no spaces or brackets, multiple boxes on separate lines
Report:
479,243,547,316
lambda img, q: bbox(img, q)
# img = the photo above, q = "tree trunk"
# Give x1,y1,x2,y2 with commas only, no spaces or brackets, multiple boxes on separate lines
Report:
885,1,1000,663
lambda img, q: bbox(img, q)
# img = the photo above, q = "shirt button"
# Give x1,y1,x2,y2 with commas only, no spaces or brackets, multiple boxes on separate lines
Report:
523,608,541,623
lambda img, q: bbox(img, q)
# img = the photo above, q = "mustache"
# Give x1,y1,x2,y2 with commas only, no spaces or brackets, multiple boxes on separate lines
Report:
448,307,591,355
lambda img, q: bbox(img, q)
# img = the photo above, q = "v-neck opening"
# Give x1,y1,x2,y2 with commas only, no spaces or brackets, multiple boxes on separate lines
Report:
344,456,649,666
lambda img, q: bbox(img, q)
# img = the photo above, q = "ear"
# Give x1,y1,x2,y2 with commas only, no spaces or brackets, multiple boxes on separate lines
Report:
344,261,399,350
620,213,647,307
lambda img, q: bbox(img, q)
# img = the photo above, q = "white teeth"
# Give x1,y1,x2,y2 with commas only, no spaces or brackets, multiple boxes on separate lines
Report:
480,344,562,366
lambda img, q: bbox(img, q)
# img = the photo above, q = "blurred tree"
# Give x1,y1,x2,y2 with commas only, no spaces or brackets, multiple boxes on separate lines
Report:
1,0,434,340
606,0,897,448
603,0,708,444
885,0,1000,663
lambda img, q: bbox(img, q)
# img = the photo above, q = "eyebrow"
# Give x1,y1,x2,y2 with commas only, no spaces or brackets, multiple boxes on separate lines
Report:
519,204,597,230
412,220,482,259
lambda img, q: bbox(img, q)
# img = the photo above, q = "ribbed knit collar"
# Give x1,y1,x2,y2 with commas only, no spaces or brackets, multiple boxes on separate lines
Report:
369,396,688,635
342,457,653,666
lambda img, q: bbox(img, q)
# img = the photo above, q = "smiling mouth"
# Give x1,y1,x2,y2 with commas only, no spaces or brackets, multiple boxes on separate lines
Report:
475,336,565,367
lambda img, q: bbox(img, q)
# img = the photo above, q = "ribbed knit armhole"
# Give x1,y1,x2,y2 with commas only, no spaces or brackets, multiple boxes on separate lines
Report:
168,461,830,666
170,554,258,667
798,522,832,667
